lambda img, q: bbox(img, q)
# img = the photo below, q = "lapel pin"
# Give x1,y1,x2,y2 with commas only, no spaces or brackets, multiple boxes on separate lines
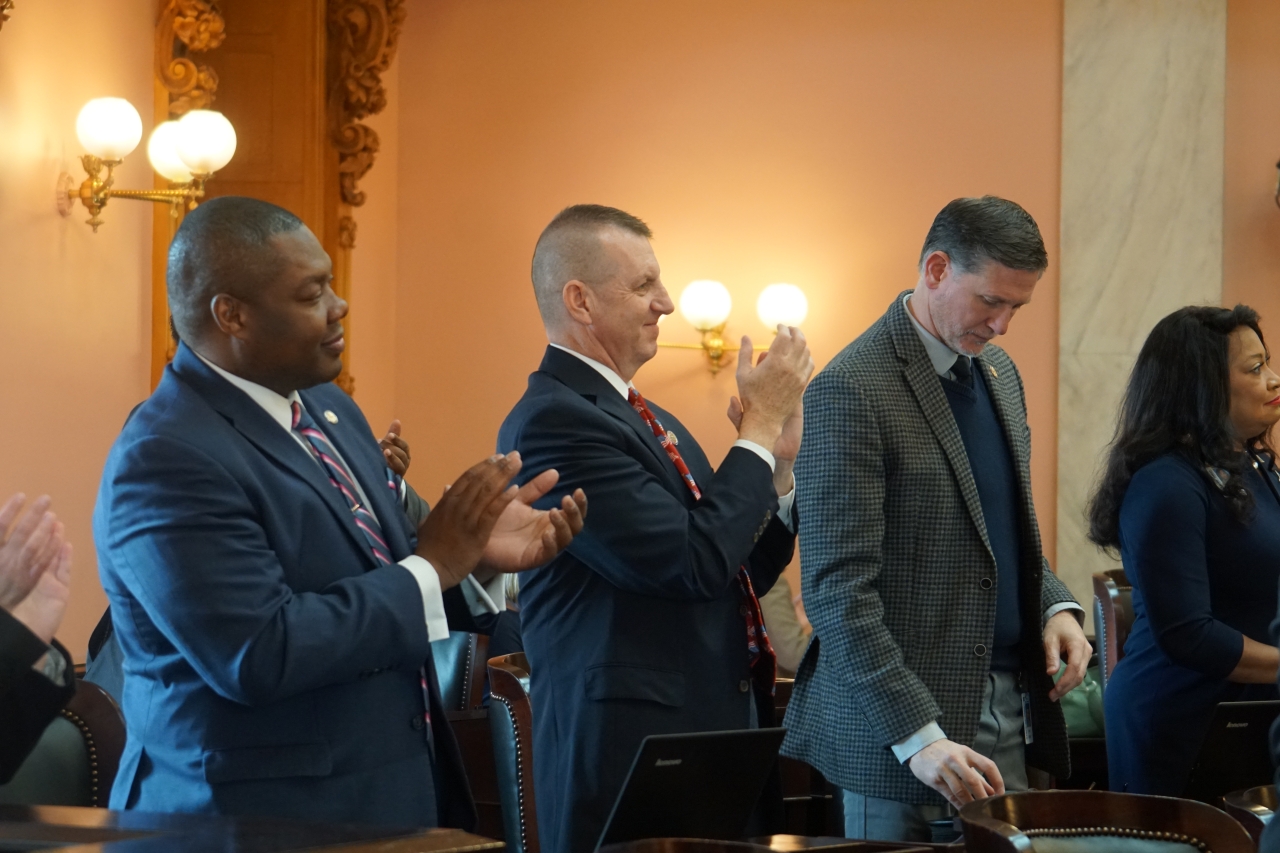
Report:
988,365,998,378
666,430,679,445
324,410,339,424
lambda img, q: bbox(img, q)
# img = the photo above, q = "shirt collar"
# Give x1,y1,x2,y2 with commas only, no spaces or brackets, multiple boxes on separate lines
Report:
903,292,967,378
194,351,303,432
550,343,633,399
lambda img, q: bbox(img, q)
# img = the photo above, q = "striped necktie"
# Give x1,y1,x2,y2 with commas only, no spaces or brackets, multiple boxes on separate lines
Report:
291,401,436,755
291,401,392,565
627,388,777,695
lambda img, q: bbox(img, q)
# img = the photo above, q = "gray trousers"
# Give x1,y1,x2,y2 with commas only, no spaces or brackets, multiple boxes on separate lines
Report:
843,671,1029,842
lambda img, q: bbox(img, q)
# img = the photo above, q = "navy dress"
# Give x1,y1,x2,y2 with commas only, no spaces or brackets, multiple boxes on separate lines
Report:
1105,453,1280,795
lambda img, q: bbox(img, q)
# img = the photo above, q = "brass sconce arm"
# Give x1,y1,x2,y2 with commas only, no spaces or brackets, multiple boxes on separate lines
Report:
58,154,207,233
657,324,769,375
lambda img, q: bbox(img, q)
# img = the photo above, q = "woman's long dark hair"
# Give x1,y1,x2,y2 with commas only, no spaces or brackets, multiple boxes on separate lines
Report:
1087,304,1274,550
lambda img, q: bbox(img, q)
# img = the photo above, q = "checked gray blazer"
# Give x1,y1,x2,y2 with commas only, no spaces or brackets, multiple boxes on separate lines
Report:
781,292,1077,805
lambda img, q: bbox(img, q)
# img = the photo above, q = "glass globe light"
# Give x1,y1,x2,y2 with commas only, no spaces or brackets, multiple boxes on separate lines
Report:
75,98,143,161
679,280,732,330
147,121,194,182
756,283,809,328
175,110,237,174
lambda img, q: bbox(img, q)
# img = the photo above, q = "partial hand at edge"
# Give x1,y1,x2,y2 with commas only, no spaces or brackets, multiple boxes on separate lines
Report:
0,494,63,613
11,540,72,646
380,419,410,477
1044,609,1092,701
906,738,1003,810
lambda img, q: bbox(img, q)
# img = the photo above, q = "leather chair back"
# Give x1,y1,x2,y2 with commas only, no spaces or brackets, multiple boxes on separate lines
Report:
0,679,125,808
488,652,537,853
1223,784,1277,845
960,790,1254,853
1091,568,1132,694
431,631,490,711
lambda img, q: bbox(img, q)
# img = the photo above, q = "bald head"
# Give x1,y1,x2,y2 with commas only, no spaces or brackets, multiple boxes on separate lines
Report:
167,196,305,343
531,204,652,330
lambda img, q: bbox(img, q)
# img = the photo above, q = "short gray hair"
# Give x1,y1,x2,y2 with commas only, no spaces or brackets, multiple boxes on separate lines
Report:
918,196,1047,274
530,204,652,327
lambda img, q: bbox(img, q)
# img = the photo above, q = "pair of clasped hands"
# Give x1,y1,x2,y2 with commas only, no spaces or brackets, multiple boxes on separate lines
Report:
374,327,815,589
0,494,73,662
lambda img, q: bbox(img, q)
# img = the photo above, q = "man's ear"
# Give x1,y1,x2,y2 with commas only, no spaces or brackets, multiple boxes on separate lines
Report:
210,293,248,338
921,250,950,291
562,280,593,326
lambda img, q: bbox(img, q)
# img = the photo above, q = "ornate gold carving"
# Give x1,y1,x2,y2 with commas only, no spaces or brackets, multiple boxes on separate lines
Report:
338,215,358,250
157,0,226,116
327,0,406,213
0,0,14,32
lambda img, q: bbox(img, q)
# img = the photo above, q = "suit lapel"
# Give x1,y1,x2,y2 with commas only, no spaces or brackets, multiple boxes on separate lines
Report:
887,296,993,557
300,389,414,561
539,347,696,499
170,345,380,568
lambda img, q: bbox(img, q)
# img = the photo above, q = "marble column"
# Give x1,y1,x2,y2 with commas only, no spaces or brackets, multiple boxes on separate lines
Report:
1057,0,1226,627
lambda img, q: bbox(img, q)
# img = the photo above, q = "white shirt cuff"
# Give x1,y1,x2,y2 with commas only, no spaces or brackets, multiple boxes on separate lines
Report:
776,485,796,533
463,573,505,616
733,439,776,471
399,555,450,642
1045,602,1085,625
892,721,947,763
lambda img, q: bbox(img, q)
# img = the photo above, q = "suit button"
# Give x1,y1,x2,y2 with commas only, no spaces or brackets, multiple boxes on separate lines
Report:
410,715,425,731
974,644,987,657
739,679,751,693
979,578,993,590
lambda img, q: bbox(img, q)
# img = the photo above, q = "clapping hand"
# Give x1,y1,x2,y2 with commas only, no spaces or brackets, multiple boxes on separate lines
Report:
0,494,63,613
414,452,587,590
380,419,410,477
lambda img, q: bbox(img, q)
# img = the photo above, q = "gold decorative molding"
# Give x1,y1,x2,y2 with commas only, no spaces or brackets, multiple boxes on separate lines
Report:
156,0,226,116
0,0,14,32
327,0,406,216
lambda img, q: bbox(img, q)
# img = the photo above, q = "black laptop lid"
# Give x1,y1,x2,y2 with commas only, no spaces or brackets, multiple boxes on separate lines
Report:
1183,700,1280,802
596,728,786,850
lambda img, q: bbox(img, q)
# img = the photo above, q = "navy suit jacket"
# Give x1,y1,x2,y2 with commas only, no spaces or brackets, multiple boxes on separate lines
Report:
93,344,475,828
497,347,795,853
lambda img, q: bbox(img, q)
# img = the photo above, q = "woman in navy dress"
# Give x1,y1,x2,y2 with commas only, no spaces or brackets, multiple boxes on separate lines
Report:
1088,304,1280,795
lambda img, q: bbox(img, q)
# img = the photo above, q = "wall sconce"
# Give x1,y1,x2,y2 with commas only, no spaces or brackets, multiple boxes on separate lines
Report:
659,280,809,374
56,97,237,232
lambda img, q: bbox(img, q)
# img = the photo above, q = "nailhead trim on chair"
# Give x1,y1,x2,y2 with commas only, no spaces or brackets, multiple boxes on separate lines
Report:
461,639,475,711
1024,826,1209,851
492,692,530,853
58,708,101,807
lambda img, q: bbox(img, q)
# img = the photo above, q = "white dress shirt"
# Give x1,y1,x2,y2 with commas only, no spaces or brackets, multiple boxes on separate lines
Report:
548,344,796,527
196,354,501,642
891,295,1082,763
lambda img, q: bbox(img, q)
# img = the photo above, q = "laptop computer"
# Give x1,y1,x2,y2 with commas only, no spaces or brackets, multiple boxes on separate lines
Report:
1183,700,1280,802
595,727,786,850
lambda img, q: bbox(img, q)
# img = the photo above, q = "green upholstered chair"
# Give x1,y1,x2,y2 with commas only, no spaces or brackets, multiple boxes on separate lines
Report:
488,652,537,853
0,678,125,808
961,790,1254,853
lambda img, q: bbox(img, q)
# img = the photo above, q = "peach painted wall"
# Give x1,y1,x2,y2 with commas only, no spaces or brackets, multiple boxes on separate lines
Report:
393,0,1064,585
0,0,155,660
1224,0,1280,324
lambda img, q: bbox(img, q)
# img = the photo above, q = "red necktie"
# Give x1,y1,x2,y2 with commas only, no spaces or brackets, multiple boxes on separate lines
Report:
627,388,777,695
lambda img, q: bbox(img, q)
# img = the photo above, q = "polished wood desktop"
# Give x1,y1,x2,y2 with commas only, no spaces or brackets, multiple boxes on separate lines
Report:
0,804,503,853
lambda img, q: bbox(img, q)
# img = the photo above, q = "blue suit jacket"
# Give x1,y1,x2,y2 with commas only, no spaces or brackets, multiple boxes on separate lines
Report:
93,344,475,828
497,347,795,853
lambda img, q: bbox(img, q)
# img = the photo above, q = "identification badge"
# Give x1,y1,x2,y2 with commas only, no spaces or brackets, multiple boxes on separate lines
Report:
1022,692,1035,745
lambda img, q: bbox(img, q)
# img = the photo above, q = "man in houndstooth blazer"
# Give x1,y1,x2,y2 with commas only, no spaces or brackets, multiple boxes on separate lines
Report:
781,197,1091,842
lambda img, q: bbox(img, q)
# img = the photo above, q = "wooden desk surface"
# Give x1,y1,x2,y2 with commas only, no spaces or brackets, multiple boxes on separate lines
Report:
0,804,503,853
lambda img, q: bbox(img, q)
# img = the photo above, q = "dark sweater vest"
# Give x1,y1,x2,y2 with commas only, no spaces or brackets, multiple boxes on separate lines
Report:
941,362,1023,671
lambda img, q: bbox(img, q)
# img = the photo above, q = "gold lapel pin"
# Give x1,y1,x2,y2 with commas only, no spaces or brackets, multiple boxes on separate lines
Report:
324,410,339,424
666,430,679,446
988,365,998,378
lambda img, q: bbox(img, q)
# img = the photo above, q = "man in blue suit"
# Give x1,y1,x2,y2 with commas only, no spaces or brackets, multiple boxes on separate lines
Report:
497,204,813,852
94,197,585,828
